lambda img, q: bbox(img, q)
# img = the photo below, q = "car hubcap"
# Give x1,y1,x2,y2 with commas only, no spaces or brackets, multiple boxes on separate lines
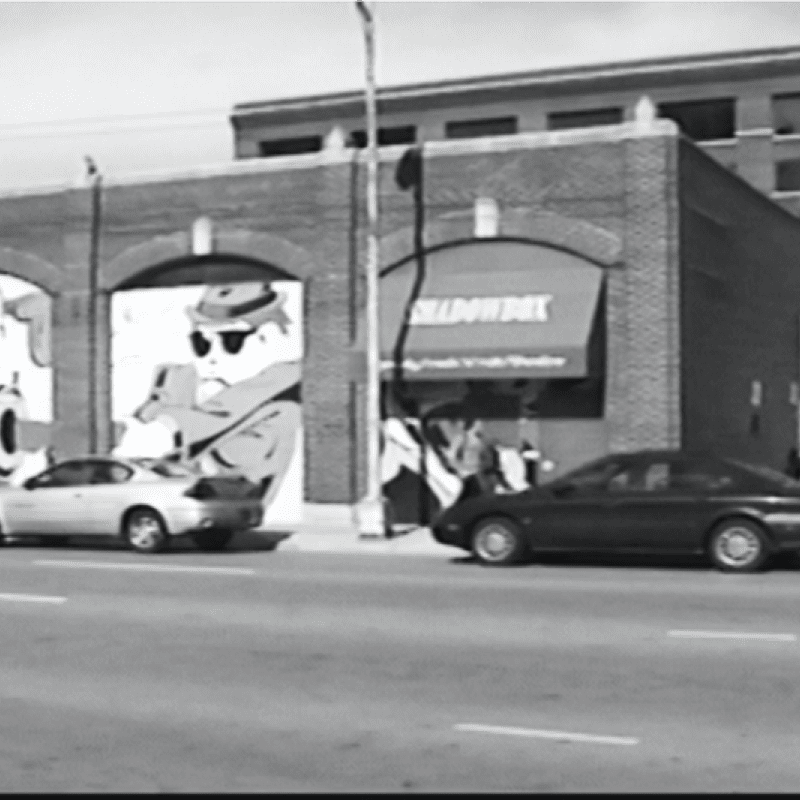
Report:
715,527,760,567
476,524,515,561
129,517,161,549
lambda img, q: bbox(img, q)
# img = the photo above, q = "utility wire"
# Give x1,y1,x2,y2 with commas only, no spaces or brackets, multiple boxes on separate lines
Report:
0,108,233,141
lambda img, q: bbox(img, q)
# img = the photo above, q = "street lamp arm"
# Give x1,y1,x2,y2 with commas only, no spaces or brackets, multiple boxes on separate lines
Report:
355,0,373,24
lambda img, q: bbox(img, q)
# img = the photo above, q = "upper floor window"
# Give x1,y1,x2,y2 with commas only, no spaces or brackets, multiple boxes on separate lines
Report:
445,116,518,139
773,92,800,136
547,107,623,131
657,98,735,141
349,125,417,148
775,158,800,191
258,135,323,158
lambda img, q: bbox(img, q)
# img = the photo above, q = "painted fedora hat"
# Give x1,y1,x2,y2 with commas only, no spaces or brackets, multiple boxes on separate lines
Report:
186,282,289,331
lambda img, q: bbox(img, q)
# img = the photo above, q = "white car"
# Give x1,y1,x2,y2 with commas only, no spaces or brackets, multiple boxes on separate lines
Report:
0,456,264,553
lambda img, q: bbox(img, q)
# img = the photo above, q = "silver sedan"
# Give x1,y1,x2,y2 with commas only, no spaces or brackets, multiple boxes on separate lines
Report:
0,457,264,553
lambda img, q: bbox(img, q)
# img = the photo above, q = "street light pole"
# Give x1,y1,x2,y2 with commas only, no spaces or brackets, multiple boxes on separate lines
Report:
355,0,385,537
86,156,102,455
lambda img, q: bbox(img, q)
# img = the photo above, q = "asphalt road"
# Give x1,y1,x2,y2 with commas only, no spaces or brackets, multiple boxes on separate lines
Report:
1,538,800,792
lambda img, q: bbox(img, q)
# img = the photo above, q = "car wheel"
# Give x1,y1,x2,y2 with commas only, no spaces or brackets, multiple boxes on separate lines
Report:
707,518,769,572
471,516,527,566
123,507,168,554
191,529,234,552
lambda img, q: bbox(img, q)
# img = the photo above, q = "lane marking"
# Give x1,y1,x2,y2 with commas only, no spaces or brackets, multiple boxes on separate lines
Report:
33,560,255,576
0,592,67,605
668,629,797,642
454,723,639,746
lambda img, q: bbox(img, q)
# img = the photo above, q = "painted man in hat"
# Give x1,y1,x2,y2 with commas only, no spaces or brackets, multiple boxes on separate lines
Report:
0,283,52,484
114,281,302,516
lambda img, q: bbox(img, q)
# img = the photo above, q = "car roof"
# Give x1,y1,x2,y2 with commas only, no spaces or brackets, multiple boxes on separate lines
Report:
610,449,718,461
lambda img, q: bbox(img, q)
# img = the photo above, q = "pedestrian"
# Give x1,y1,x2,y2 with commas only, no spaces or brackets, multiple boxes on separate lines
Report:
454,419,487,501
476,437,511,495
519,439,542,486
497,444,527,492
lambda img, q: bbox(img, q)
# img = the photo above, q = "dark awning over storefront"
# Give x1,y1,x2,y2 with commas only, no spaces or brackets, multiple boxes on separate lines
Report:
380,241,605,381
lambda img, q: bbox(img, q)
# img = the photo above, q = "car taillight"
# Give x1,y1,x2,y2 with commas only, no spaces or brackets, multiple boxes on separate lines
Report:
184,480,216,500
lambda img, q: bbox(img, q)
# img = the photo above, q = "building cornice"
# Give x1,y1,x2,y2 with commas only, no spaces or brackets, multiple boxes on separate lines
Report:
232,45,800,127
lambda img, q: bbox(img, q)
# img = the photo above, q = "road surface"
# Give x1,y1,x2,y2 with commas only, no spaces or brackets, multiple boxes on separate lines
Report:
0,538,799,791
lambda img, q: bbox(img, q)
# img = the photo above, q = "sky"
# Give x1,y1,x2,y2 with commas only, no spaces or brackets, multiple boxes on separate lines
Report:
2,0,800,191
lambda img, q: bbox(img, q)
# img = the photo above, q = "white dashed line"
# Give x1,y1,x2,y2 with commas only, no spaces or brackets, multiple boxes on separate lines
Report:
668,630,797,642
33,560,255,576
0,592,67,605
454,723,639,746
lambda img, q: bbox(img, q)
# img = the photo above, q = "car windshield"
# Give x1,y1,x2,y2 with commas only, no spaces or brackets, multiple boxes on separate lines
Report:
725,458,800,490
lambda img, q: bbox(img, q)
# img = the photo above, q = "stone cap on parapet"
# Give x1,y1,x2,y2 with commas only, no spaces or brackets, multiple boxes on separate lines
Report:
0,118,681,202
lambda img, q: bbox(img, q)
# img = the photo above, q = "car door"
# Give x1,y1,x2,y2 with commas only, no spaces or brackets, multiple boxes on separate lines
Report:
3,460,97,534
78,460,136,535
592,457,714,552
535,457,627,550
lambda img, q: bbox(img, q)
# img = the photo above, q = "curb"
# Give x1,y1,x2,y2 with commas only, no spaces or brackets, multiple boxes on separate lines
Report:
257,526,463,558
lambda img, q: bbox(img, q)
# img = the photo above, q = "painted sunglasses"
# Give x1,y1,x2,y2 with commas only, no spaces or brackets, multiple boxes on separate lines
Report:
189,329,256,357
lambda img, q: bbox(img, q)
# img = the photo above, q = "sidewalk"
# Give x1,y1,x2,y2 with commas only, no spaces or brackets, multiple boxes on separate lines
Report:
256,524,464,557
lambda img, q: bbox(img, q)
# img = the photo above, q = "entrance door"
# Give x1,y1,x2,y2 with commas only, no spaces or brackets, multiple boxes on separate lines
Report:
538,420,608,483
518,419,608,484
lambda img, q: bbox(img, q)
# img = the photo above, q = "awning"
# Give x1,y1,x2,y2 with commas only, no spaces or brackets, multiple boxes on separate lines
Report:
380,241,605,380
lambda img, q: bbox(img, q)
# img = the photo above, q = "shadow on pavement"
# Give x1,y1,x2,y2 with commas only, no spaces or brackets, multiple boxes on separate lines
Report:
448,550,800,572
0,530,293,556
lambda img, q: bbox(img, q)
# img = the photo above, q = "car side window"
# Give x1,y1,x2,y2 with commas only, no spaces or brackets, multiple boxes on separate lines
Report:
669,462,734,491
33,461,96,488
562,460,622,490
608,462,670,492
88,461,133,485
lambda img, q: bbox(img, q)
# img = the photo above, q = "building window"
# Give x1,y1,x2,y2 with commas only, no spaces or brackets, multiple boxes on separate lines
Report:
258,135,323,158
348,125,417,148
773,92,800,136
657,98,735,141
547,107,623,131
445,116,518,139
775,158,800,191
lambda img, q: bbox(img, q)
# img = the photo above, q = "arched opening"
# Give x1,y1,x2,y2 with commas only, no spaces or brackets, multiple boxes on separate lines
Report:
0,274,54,485
110,255,304,527
115,254,298,290
378,239,609,525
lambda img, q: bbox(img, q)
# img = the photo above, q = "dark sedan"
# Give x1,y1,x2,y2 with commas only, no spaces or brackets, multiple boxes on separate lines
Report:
430,449,800,571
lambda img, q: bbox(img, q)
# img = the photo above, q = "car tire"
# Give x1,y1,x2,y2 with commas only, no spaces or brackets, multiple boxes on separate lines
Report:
123,507,168,554
707,518,769,573
471,516,527,566
191,528,234,552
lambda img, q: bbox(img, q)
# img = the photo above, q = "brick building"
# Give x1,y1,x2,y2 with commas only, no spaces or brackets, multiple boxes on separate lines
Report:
232,45,800,216
1,114,800,529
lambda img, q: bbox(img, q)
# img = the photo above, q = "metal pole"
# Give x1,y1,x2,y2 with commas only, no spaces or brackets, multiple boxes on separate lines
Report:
86,157,102,455
355,0,385,536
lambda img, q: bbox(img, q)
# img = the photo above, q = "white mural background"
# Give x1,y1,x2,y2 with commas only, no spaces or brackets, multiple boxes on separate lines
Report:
111,280,303,526
0,275,52,484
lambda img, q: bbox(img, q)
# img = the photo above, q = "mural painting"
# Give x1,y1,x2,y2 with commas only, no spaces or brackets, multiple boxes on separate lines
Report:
381,392,537,526
0,276,53,485
112,280,303,526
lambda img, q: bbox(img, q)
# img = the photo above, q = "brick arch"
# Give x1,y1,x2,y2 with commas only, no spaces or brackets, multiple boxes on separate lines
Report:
102,229,312,291
380,208,622,272
0,247,65,294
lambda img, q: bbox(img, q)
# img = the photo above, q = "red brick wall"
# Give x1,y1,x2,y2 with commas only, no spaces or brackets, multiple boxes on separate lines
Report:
0,127,701,505
679,140,800,469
